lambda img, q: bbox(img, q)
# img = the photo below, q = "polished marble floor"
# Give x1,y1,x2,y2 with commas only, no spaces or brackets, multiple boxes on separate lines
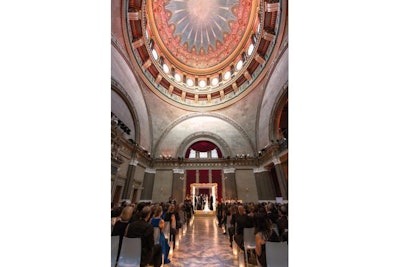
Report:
168,215,245,267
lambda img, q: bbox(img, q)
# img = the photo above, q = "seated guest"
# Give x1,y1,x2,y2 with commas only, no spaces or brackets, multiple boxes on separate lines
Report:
151,206,171,264
266,202,279,223
163,204,179,249
276,204,288,240
125,206,162,267
227,205,237,247
255,216,280,267
129,202,147,223
233,205,253,250
111,206,134,264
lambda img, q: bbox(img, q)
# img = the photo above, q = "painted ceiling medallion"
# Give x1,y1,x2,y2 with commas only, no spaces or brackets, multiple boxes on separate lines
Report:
165,0,239,55
150,0,252,70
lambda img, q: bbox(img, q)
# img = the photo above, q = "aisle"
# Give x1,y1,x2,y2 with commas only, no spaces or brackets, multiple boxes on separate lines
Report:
169,216,239,267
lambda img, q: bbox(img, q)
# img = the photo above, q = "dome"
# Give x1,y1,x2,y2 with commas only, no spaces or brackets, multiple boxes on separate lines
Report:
124,0,283,110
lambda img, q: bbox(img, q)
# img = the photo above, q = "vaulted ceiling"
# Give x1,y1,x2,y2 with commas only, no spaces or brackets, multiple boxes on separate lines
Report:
111,0,288,159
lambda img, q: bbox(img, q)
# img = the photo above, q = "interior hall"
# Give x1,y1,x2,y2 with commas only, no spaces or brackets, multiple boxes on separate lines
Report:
111,0,288,266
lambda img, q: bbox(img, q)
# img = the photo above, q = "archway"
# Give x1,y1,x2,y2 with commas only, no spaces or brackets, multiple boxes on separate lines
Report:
190,183,218,213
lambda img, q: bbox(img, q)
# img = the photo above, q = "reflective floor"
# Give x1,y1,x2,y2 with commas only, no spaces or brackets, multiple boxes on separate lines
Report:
169,215,241,267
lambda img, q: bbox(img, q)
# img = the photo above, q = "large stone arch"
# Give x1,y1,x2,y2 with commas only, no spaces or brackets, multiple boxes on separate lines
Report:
256,46,288,149
154,112,256,157
177,132,232,158
111,78,141,143
269,83,288,142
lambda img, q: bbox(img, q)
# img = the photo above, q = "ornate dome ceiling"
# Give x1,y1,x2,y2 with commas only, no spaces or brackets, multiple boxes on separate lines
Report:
123,0,283,110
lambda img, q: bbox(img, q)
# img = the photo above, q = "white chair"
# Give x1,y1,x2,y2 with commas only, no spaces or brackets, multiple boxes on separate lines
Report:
111,236,120,267
265,241,288,267
116,237,141,267
243,227,256,266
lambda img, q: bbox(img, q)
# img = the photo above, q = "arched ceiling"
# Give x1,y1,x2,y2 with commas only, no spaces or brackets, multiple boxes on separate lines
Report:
123,0,284,111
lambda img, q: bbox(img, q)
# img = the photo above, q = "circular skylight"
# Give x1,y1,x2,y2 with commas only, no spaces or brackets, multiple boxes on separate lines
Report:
174,73,182,82
199,80,206,88
224,71,231,80
162,63,170,73
236,60,243,71
152,49,158,60
247,44,254,56
211,77,219,86
186,78,194,87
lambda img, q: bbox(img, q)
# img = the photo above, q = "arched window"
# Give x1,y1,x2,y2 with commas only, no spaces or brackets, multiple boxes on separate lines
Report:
185,141,222,159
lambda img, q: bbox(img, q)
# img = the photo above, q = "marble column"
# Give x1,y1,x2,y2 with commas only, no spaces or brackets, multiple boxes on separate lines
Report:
254,168,268,200
273,158,288,200
122,159,137,199
172,169,185,204
140,169,155,201
264,168,277,200
223,168,237,201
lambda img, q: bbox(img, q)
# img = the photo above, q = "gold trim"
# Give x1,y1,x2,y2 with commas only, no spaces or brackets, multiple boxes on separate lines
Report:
146,0,259,75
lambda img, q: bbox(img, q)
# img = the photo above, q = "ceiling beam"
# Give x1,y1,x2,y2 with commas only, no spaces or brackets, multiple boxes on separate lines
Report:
132,38,144,49
262,31,275,41
142,59,152,69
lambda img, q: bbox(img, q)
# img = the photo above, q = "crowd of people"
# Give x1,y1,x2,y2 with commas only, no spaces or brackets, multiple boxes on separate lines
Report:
111,198,287,267
111,197,194,267
216,201,288,267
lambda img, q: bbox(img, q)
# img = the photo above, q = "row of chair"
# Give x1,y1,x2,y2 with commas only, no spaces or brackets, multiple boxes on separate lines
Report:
232,227,288,267
111,218,191,267
111,236,141,267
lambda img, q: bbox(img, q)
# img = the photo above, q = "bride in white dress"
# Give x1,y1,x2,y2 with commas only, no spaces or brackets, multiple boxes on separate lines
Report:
203,195,210,212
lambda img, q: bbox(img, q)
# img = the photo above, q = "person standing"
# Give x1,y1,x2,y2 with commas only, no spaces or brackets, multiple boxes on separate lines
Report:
125,206,162,267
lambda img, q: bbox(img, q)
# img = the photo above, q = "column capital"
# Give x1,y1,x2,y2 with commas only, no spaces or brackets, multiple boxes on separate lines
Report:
253,167,266,173
145,168,156,174
223,168,235,174
173,168,184,174
129,159,138,166
272,157,281,165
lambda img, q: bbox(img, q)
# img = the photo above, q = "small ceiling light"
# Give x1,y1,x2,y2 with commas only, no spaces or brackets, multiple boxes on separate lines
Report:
174,73,182,82
247,43,254,56
224,70,231,80
186,78,194,87
151,49,158,60
199,80,206,88
236,60,243,71
162,63,170,73
211,77,219,86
